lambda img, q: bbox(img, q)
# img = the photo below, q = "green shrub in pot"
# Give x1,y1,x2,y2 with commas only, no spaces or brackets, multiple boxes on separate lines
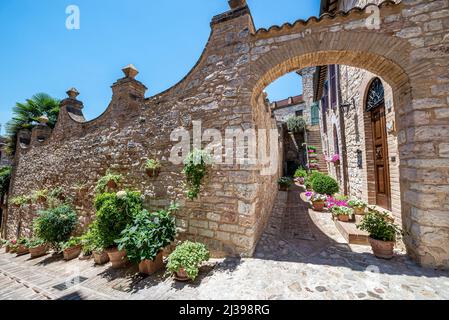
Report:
33,205,78,251
166,241,210,281
94,190,143,249
312,174,339,196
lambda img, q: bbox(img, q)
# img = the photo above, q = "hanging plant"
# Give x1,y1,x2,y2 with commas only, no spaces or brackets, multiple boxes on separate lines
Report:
95,171,123,194
144,159,162,177
183,149,212,200
286,116,306,133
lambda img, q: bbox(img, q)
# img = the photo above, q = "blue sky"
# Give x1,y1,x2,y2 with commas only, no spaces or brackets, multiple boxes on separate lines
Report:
0,0,320,134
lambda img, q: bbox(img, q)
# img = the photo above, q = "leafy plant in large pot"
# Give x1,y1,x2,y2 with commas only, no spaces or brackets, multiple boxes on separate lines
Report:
278,177,293,191
166,241,210,281
116,203,178,275
95,190,142,268
357,211,402,259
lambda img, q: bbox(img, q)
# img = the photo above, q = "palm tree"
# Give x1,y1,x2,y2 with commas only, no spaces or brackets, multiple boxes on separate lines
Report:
5,93,60,154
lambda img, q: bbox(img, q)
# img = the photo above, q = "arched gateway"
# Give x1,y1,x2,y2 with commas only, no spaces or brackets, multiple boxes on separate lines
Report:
5,0,449,269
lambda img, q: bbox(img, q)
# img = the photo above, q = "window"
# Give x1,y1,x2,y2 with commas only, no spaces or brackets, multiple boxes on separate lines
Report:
366,78,385,112
329,65,338,109
295,110,303,117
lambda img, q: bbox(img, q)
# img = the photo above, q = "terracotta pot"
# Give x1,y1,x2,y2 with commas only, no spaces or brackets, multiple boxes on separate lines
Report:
146,168,160,178
106,247,128,268
312,200,325,212
29,245,48,259
63,245,82,261
369,237,395,259
93,251,110,265
353,207,366,215
337,215,350,222
16,245,29,256
106,180,117,189
138,252,163,275
174,268,190,282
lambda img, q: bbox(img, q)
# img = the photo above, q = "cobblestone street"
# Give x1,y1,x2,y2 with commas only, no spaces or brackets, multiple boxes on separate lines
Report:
1,186,448,300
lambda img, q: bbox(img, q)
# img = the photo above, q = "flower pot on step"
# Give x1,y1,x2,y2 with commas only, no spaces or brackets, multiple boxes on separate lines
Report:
29,245,48,259
93,251,110,265
369,237,395,259
16,245,29,256
63,245,82,261
337,215,350,222
138,252,164,275
174,268,190,282
312,200,325,212
353,207,366,215
106,247,128,268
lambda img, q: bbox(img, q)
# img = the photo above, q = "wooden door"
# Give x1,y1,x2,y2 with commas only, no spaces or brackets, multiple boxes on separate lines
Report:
371,105,391,210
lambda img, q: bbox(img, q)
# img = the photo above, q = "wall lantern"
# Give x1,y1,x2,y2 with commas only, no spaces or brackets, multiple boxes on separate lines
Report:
357,149,363,169
340,98,355,114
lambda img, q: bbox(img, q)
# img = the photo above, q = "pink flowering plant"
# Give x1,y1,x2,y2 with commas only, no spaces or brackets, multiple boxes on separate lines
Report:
326,196,349,209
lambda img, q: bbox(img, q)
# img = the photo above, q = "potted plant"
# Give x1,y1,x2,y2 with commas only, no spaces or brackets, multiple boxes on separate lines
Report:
81,221,109,264
306,192,327,211
62,237,82,261
33,205,78,253
116,203,178,275
94,171,123,194
357,211,402,259
27,238,48,259
32,189,48,204
278,177,293,191
144,159,161,177
5,239,17,253
294,168,307,185
183,149,212,200
348,199,368,215
368,206,395,223
95,190,142,268
312,174,339,196
10,196,29,208
286,116,306,133
15,238,30,256
166,241,210,281
331,206,354,222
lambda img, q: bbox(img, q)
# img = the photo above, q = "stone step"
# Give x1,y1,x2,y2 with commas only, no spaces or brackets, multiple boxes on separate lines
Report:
334,216,369,245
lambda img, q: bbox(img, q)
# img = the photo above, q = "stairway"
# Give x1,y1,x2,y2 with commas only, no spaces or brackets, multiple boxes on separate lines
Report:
307,126,328,174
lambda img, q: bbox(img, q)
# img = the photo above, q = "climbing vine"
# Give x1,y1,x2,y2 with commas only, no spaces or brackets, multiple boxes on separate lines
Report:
183,149,212,200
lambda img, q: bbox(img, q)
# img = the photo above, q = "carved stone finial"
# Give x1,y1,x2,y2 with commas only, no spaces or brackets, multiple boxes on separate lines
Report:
122,64,139,79
66,88,79,99
228,0,247,9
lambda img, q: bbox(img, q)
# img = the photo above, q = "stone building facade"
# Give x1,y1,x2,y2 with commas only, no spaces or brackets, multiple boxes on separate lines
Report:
4,0,449,268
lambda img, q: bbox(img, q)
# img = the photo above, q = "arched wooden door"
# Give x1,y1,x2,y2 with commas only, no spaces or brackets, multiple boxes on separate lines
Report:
367,78,391,210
